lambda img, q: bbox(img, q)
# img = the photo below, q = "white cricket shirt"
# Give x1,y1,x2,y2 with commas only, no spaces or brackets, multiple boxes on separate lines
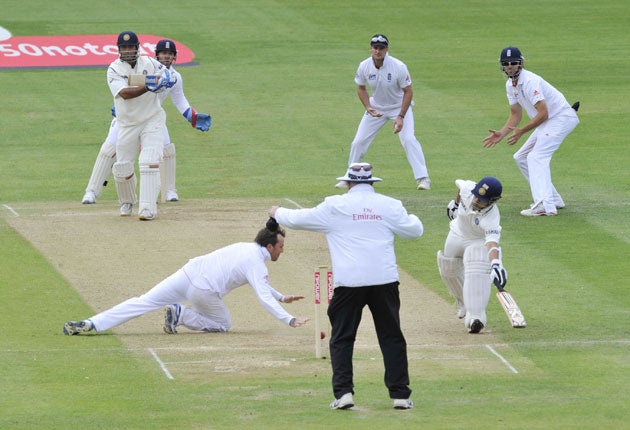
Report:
506,69,572,119
355,54,413,111
182,242,294,325
451,180,501,245
274,184,423,287
107,55,165,126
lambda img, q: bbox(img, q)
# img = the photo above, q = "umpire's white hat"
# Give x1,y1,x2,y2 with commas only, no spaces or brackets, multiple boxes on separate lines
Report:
336,162,383,183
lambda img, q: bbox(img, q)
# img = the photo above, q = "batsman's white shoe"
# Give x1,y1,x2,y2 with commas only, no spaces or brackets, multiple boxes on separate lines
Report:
163,304,181,334
468,319,484,334
456,300,466,319
165,190,179,202
63,320,94,335
334,181,348,189
393,398,414,410
330,393,354,410
416,177,431,190
138,209,155,221
520,202,557,217
82,191,96,204
120,203,133,216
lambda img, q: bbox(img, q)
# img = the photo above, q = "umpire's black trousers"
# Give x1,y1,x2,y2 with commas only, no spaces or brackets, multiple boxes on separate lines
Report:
327,281,411,400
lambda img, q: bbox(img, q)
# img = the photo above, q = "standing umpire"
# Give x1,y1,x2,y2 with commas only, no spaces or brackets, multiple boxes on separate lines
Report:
269,162,423,410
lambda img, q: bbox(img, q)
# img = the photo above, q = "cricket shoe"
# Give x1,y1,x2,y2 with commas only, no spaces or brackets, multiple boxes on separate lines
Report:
165,190,179,202
416,177,431,190
468,319,484,334
330,393,354,410
120,203,133,216
334,181,348,189
138,209,155,221
163,304,181,334
82,191,96,204
63,320,94,335
520,202,557,217
393,398,414,410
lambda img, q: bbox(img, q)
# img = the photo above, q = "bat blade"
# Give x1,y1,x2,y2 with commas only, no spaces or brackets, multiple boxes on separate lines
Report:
496,290,526,328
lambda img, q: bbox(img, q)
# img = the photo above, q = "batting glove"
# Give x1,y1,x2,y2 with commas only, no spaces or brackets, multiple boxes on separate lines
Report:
183,107,212,132
490,259,508,289
447,199,459,220
110,105,116,117
145,74,165,92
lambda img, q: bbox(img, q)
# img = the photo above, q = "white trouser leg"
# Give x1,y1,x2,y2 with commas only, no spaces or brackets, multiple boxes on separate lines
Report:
393,107,428,179
179,288,232,332
90,269,190,332
348,113,388,164
463,245,491,328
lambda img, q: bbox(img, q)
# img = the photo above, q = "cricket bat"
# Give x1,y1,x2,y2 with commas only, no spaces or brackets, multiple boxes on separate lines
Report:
495,286,526,328
128,74,146,87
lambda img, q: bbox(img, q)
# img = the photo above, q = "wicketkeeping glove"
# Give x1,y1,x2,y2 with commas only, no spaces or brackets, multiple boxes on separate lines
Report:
490,259,508,289
447,199,459,220
183,107,212,132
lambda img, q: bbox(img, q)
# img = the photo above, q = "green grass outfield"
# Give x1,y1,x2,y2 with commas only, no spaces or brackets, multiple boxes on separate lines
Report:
1,1,628,428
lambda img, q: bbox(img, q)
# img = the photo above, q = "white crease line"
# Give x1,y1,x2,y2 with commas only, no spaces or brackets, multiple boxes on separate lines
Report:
485,344,519,374
2,204,19,217
148,348,174,380
284,198,303,209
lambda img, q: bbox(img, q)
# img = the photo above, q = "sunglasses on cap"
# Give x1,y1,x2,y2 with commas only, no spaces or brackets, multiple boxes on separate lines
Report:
501,61,521,66
349,164,372,172
371,35,388,44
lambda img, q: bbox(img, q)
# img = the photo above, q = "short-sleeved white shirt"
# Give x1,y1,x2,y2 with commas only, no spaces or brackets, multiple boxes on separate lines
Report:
355,54,412,111
450,180,501,245
506,69,571,119
107,55,165,126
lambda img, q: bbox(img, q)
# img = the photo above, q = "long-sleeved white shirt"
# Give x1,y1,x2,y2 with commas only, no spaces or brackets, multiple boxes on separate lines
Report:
274,184,423,287
182,242,294,325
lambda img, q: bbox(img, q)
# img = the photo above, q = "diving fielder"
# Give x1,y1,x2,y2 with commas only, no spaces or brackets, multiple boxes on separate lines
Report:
437,177,507,334
82,39,211,205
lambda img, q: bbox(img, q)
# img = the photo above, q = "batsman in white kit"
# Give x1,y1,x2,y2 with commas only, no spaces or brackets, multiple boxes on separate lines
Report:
103,31,178,220
82,38,211,206
437,177,509,334
63,220,309,336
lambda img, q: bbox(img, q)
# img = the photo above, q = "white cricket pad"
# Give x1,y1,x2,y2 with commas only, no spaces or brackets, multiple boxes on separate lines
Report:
112,161,137,204
161,143,176,199
85,141,116,197
138,164,160,215
437,251,464,304
463,245,491,328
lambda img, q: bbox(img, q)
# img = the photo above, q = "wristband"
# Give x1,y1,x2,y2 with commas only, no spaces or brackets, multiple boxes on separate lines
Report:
289,318,296,327
398,114,405,118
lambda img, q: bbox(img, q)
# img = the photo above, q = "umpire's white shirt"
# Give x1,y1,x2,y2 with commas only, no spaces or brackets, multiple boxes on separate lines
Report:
107,55,164,126
506,69,575,120
451,180,501,244
182,242,294,325
355,54,412,111
274,184,423,287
